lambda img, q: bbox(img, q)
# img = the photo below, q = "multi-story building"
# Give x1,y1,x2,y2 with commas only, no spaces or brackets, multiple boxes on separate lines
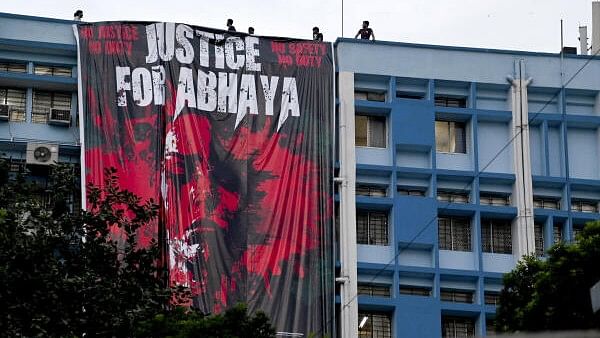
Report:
336,38,600,337
0,13,79,187
2,11,600,338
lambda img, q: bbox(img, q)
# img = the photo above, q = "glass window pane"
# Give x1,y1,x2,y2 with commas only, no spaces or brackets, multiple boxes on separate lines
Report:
436,121,450,152
453,122,466,153
368,116,386,148
355,115,368,147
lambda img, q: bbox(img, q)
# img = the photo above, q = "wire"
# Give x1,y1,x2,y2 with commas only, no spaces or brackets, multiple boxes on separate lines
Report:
329,46,600,334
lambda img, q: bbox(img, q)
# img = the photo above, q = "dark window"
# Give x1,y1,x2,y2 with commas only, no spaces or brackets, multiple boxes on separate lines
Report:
484,292,500,306
356,184,387,197
396,91,424,100
480,193,510,206
438,216,471,251
355,90,386,102
437,190,469,203
442,316,475,338
399,285,432,297
486,319,496,336
435,96,467,108
573,226,583,241
534,223,545,257
357,211,389,245
0,88,26,122
435,120,466,153
481,219,512,254
356,115,386,148
32,91,71,124
358,312,392,338
34,65,72,77
357,284,391,298
571,199,598,213
440,289,474,303
398,187,426,197
533,196,560,209
0,61,27,73
553,223,563,244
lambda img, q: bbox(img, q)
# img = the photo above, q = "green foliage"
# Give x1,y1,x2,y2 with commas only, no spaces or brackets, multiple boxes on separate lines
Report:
135,303,276,338
497,221,600,332
0,161,275,337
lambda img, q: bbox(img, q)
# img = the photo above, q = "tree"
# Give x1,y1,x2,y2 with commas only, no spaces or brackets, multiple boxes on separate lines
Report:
496,221,600,332
0,161,275,337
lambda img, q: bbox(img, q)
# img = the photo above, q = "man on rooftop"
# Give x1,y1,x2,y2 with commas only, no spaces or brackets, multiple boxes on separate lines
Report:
355,20,375,41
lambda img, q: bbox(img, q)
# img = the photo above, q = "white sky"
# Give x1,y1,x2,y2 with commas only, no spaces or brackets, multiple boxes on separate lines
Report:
0,0,595,53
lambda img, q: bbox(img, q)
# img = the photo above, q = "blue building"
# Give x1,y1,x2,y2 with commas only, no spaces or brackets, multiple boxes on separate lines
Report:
2,11,600,338
336,38,600,337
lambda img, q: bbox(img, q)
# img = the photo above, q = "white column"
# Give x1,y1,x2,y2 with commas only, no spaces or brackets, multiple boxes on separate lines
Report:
509,59,535,258
337,71,358,338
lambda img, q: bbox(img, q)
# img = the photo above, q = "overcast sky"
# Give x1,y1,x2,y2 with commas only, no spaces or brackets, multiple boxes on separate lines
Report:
1,0,595,53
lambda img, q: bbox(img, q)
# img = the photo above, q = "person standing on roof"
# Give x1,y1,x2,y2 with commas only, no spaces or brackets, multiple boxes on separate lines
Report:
313,27,323,41
227,19,236,32
248,27,255,35
355,20,375,41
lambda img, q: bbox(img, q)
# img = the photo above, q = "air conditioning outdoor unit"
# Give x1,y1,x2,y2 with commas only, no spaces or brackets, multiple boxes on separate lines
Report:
26,143,59,166
0,104,9,121
48,108,71,126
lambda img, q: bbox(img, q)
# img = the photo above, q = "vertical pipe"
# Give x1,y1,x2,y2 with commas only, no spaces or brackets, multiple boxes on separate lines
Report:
337,71,358,338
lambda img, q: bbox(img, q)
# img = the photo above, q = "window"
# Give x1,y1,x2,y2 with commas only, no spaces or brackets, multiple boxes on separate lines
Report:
358,312,392,338
399,285,432,297
356,115,386,148
0,61,27,73
534,223,544,257
440,289,474,303
438,216,471,251
396,91,424,100
435,120,466,153
0,88,26,122
480,193,510,206
533,197,560,210
481,219,512,254
573,226,583,241
442,316,475,338
356,184,387,197
357,284,391,298
553,223,563,244
437,190,469,204
484,292,500,306
357,211,389,245
486,319,496,336
34,65,72,77
355,90,385,102
435,96,467,108
398,187,426,197
571,199,598,213
32,91,72,124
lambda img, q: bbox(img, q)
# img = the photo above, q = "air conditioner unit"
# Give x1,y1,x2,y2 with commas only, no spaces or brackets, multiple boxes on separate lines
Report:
26,143,59,166
48,108,71,126
0,104,9,121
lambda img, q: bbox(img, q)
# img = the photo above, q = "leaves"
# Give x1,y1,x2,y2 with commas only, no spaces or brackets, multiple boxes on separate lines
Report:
497,221,600,332
0,161,275,337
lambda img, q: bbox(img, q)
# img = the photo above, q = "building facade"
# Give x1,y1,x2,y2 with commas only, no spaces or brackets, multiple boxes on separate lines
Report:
2,12,600,338
336,38,600,337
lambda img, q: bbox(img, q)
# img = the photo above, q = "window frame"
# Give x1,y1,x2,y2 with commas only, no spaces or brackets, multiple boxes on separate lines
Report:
0,87,27,122
438,216,472,251
358,311,392,338
442,316,475,338
435,119,467,154
481,218,513,254
356,210,389,246
355,114,387,149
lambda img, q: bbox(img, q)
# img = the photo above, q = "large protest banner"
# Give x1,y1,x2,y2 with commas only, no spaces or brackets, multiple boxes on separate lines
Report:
74,22,334,335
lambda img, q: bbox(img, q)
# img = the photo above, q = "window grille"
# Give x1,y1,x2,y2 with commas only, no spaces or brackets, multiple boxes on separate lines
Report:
34,65,72,77
435,96,467,108
438,216,471,251
356,211,389,245
553,224,563,244
480,193,511,206
481,219,512,254
0,88,26,121
399,285,432,297
484,292,500,306
534,223,545,256
0,61,27,73
32,91,71,124
358,312,392,338
437,190,469,203
440,289,474,303
356,184,387,197
442,316,475,338
533,197,560,209
357,284,391,298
